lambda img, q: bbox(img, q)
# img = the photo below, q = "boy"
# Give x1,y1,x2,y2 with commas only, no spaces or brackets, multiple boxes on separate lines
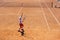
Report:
18,13,25,36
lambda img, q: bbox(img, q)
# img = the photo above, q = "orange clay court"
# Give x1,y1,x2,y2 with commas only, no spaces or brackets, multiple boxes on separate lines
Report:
0,0,60,40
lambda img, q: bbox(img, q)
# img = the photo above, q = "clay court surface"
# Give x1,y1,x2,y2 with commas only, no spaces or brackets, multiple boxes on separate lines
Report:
0,3,60,40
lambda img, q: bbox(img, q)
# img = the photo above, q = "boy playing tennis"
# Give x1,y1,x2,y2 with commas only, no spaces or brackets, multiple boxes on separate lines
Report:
18,13,25,36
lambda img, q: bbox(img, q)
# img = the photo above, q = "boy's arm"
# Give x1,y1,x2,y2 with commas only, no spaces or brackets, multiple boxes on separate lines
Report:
21,13,26,22
21,13,23,17
22,16,26,22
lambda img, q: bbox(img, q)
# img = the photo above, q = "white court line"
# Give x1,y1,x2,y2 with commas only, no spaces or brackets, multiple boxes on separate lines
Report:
0,7,23,16
0,14,18,15
45,4,60,25
40,4,50,31
17,7,23,15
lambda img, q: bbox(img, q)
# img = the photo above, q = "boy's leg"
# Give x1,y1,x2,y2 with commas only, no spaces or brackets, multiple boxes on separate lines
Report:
18,28,21,32
21,29,24,36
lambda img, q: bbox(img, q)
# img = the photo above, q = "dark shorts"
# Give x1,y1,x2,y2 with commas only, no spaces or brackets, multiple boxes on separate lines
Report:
19,23,24,28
